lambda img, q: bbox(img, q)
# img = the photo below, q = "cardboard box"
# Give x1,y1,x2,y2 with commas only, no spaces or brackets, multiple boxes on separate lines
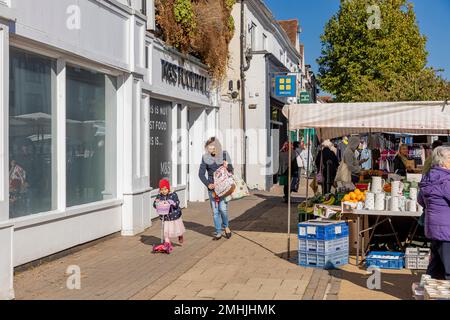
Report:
341,213,369,255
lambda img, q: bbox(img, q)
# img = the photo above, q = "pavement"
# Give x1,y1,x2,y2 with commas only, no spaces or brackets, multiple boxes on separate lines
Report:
13,179,420,300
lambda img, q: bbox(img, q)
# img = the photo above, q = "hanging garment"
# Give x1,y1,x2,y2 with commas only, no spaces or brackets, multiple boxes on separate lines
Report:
361,148,372,170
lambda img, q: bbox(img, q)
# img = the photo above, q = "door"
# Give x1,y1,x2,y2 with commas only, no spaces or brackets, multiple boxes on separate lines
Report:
188,108,207,202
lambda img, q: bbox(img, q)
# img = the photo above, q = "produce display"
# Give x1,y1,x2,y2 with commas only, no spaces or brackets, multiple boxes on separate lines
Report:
342,189,366,203
298,193,344,215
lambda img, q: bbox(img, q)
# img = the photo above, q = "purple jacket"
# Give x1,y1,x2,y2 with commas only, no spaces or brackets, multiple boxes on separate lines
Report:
418,166,450,241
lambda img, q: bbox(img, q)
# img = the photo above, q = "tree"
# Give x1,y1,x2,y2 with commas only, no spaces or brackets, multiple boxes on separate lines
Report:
317,0,450,102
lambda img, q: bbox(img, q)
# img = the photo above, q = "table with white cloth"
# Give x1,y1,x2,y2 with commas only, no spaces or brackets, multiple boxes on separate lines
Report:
353,210,423,265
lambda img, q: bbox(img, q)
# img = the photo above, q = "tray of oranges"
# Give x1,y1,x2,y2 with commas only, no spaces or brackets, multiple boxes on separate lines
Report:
341,189,367,211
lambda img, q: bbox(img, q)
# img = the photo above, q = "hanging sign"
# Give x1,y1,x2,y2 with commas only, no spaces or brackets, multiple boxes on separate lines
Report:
275,75,297,97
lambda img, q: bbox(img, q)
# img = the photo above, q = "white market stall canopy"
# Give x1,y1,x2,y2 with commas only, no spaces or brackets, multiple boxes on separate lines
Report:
282,101,450,140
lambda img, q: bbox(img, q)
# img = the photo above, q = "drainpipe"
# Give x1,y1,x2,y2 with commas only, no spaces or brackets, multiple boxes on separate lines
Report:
240,0,247,181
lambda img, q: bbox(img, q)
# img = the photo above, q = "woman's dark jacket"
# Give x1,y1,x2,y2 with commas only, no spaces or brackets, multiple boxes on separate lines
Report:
199,151,234,187
393,155,407,176
153,192,182,221
316,147,339,183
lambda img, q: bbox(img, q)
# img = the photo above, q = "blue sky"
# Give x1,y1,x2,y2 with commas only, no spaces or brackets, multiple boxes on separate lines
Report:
265,0,450,81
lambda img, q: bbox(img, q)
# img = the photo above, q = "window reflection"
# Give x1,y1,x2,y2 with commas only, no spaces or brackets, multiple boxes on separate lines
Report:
9,48,55,218
66,66,117,207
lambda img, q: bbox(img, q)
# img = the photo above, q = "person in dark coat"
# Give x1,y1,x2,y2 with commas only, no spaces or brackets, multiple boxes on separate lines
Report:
418,146,450,280
278,142,298,203
316,140,339,195
394,144,413,176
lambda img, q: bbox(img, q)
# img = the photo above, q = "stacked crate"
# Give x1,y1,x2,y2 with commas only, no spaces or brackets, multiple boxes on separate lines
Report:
366,252,405,269
405,247,431,270
298,219,349,269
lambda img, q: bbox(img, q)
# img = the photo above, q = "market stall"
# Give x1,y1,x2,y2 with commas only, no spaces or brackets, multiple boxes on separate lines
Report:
282,100,450,268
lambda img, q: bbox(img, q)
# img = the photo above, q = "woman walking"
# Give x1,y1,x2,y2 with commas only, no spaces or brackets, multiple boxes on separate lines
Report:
198,137,234,241
418,146,450,280
278,142,298,203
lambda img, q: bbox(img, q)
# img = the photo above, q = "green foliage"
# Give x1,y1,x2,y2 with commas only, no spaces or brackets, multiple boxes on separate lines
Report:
174,0,196,34
228,15,235,34
317,0,449,102
225,0,236,11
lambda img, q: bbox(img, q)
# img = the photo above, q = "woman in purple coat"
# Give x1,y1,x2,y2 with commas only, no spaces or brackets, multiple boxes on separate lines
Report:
418,146,450,280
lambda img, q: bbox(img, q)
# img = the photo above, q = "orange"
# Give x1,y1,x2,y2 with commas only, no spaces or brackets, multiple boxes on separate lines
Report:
355,189,361,195
344,195,351,202
349,192,357,200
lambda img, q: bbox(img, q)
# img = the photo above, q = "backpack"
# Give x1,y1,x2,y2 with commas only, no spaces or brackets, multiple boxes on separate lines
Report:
213,157,236,198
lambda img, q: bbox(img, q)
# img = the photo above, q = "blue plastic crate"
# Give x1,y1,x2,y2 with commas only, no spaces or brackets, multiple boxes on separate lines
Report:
366,251,405,270
298,237,349,254
298,220,349,240
298,250,349,269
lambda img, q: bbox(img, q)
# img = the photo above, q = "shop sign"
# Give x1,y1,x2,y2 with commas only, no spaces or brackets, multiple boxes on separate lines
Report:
150,98,172,189
299,91,311,104
274,75,297,97
161,59,208,95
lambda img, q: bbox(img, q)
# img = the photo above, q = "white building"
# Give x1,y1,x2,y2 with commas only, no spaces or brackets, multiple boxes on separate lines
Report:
219,0,302,191
0,0,217,299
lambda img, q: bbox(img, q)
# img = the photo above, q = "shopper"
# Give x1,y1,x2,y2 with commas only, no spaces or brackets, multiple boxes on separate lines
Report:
423,140,443,174
418,146,450,280
278,142,298,203
343,136,367,184
316,139,339,195
293,141,303,180
153,179,186,251
198,137,234,241
393,144,413,176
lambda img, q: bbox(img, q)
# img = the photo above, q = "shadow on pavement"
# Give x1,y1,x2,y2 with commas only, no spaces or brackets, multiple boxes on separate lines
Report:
328,267,423,300
182,221,216,238
140,235,182,247
231,192,301,234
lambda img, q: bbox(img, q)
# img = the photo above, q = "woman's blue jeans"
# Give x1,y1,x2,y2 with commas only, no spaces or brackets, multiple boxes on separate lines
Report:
209,191,229,235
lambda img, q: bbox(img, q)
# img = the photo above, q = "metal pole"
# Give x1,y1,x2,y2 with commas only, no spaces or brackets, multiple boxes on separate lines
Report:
305,132,311,221
287,107,292,260
240,0,247,182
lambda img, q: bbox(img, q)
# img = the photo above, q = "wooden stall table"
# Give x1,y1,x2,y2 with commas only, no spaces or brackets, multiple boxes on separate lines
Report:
352,210,423,266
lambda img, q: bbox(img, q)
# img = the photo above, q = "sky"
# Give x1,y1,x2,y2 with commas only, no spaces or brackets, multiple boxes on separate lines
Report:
265,0,450,82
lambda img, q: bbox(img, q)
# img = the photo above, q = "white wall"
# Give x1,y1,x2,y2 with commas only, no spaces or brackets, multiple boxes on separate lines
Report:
219,0,300,190
13,204,122,266
245,54,269,190
0,23,8,220
0,222,14,300
0,22,14,301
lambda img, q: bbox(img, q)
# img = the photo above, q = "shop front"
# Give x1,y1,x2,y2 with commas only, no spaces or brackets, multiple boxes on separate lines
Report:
144,38,218,218
0,0,148,299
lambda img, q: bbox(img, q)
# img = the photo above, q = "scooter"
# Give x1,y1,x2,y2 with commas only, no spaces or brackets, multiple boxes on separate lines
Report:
153,202,174,254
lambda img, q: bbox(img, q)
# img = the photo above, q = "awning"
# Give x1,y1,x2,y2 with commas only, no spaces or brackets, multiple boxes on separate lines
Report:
282,101,450,140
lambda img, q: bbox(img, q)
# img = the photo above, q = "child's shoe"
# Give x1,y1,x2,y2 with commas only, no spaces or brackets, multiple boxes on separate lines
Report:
178,236,184,245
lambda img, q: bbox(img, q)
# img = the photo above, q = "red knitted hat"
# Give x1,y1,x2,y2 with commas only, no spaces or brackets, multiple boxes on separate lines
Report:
159,179,170,191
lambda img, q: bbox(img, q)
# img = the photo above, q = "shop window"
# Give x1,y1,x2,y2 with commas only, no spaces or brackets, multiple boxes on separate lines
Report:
9,48,56,218
66,66,117,207
149,98,173,189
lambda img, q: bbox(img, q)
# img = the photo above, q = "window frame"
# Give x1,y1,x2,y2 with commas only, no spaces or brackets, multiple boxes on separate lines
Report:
7,44,120,221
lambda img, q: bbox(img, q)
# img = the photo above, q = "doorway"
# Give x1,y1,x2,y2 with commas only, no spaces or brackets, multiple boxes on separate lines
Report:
188,108,207,202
